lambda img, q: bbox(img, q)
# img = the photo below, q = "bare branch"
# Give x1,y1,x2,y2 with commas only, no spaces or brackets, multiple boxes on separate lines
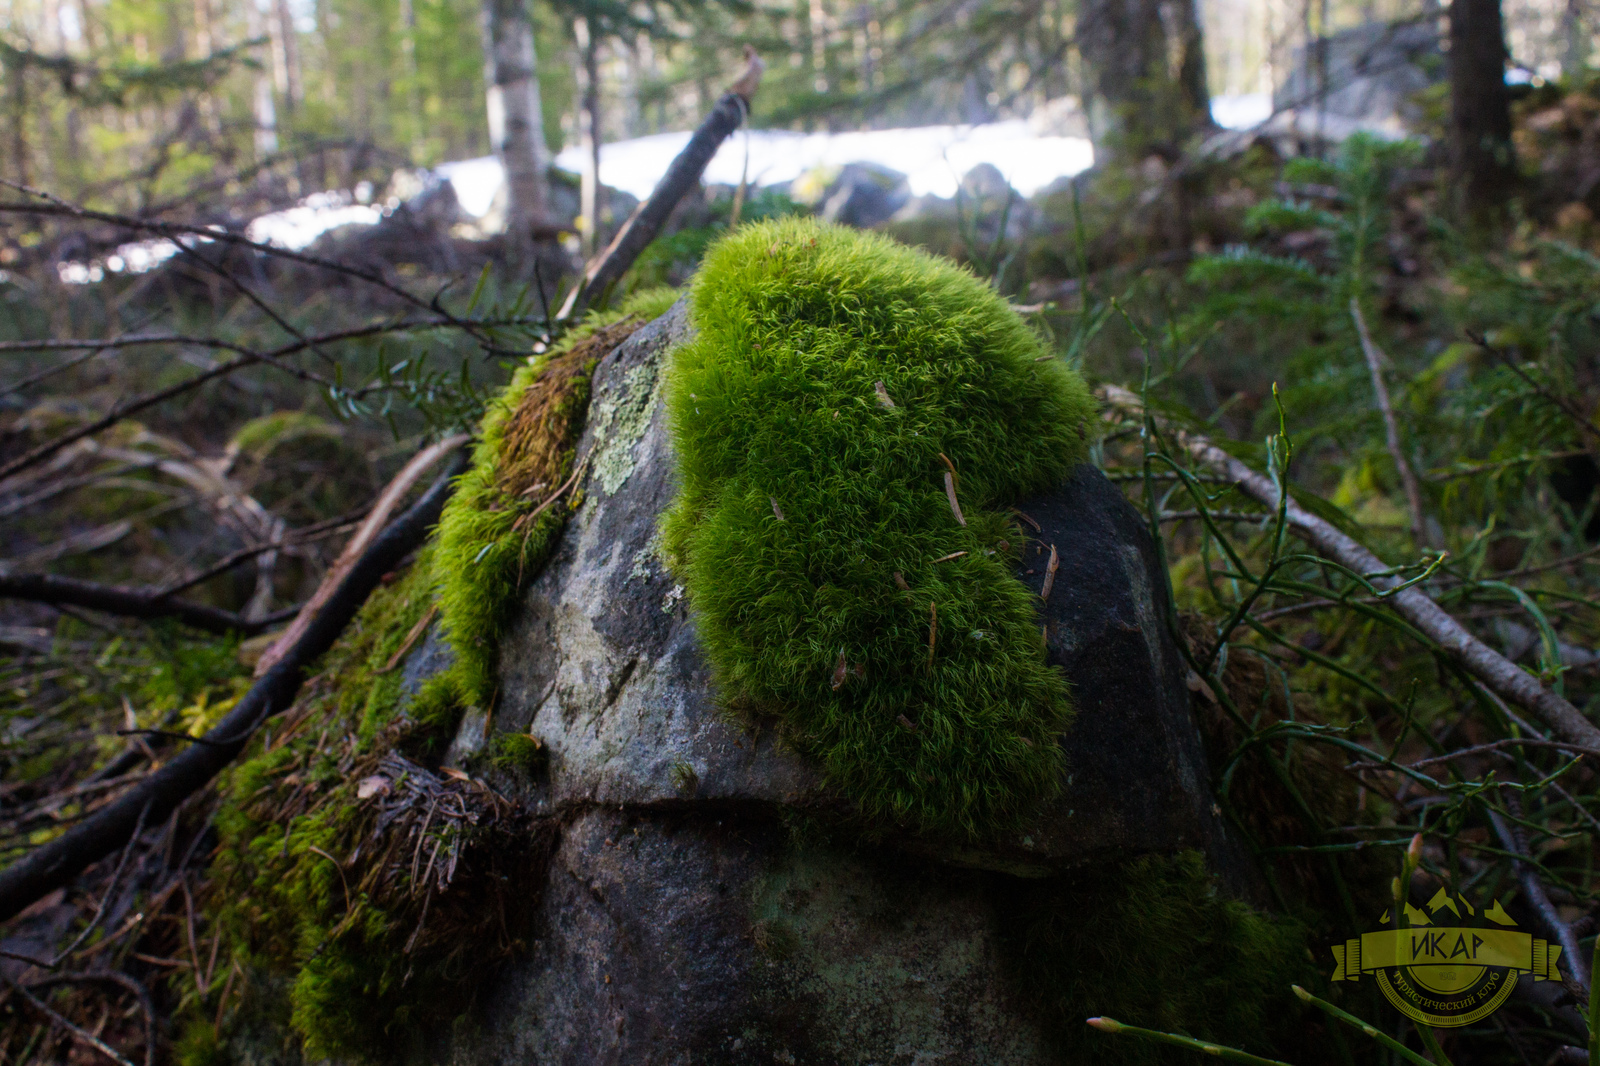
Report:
1490,797,1591,993
556,48,763,322
0,177,489,337
0,573,294,635
0,321,438,485
1101,383,1600,751
254,432,469,675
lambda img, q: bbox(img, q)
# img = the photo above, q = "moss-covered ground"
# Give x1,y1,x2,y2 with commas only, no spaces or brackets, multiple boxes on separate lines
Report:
663,217,1097,837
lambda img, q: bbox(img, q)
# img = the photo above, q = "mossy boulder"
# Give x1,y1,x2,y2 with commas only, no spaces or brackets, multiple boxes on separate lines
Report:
468,292,1249,881
409,263,1285,1060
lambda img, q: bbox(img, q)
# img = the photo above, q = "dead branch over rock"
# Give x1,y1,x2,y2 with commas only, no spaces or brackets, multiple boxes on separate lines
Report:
555,46,763,322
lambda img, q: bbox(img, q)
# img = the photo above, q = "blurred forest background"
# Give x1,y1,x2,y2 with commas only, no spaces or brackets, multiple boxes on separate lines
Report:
8,0,1600,1060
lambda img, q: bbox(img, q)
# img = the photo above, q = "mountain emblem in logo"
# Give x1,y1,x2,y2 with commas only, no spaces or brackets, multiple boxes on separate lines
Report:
1331,888,1564,1027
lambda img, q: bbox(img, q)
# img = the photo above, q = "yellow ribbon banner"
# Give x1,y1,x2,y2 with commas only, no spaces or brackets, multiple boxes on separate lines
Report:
1332,928,1562,982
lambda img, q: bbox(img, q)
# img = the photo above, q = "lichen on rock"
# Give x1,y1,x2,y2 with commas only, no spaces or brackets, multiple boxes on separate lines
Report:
433,286,680,710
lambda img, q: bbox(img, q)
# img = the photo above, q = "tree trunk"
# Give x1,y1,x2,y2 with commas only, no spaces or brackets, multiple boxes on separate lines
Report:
1077,0,1212,165
8,53,27,187
1564,0,1587,76
575,16,602,258
267,0,301,116
246,0,279,159
399,0,423,160
482,0,552,253
1450,0,1517,218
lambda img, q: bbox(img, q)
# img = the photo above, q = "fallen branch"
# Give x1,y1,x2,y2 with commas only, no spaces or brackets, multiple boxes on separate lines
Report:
1100,383,1600,751
0,573,295,636
555,46,764,323
254,432,469,675
4,976,138,1066
1490,797,1591,993
0,447,469,924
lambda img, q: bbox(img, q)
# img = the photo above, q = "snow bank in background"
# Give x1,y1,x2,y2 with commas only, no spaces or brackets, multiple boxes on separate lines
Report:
543,121,1095,203
431,157,506,218
59,188,384,284
54,105,1285,285
1211,94,1274,130
246,189,382,249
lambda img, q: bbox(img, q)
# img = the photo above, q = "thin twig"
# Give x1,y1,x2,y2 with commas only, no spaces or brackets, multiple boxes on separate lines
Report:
255,433,470,675
4,977,138,1066
0,321,444,484
1351,298,1433,549
1101,384,1600,752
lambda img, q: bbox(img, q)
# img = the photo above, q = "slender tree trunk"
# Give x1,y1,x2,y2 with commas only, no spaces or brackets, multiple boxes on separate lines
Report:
1077,0,1212,165
271,0,302,116
1563,0,1587,78
399,0,423,160
246,0,279,158
192,0,212,55
7,59,26,187
575,16,602,257
1449,0,1517,218
482,0,552,253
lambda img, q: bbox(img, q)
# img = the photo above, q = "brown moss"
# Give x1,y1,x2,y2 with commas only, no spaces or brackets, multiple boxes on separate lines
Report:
495,316,646,500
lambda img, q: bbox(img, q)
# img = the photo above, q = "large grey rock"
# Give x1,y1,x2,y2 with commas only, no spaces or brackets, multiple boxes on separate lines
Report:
422,301,1256,1062
1271,20,1443,141
482,300,1241,876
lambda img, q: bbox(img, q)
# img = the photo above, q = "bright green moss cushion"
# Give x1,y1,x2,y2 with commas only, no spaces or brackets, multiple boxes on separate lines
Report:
663,218,1098,837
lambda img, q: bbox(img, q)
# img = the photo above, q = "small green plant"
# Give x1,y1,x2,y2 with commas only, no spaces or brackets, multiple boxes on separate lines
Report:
663,217,1097,837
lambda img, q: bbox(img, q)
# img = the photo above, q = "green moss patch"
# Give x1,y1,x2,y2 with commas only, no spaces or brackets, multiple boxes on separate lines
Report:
199,553,533,1062
663,218,1096,837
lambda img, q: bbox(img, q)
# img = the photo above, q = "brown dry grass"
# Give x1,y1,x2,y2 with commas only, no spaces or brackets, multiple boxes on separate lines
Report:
495,317,645,501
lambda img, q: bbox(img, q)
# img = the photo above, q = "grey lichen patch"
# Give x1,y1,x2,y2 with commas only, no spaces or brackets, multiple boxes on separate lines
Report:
589,357,662,496
628,527,666,584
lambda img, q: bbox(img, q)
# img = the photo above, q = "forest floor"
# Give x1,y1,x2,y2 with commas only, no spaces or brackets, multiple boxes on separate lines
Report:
5,77,1600,1064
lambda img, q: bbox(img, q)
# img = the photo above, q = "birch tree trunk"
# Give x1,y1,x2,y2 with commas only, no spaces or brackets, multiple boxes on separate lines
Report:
482,0,552,252
575,16,602,257
246,0,280,158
